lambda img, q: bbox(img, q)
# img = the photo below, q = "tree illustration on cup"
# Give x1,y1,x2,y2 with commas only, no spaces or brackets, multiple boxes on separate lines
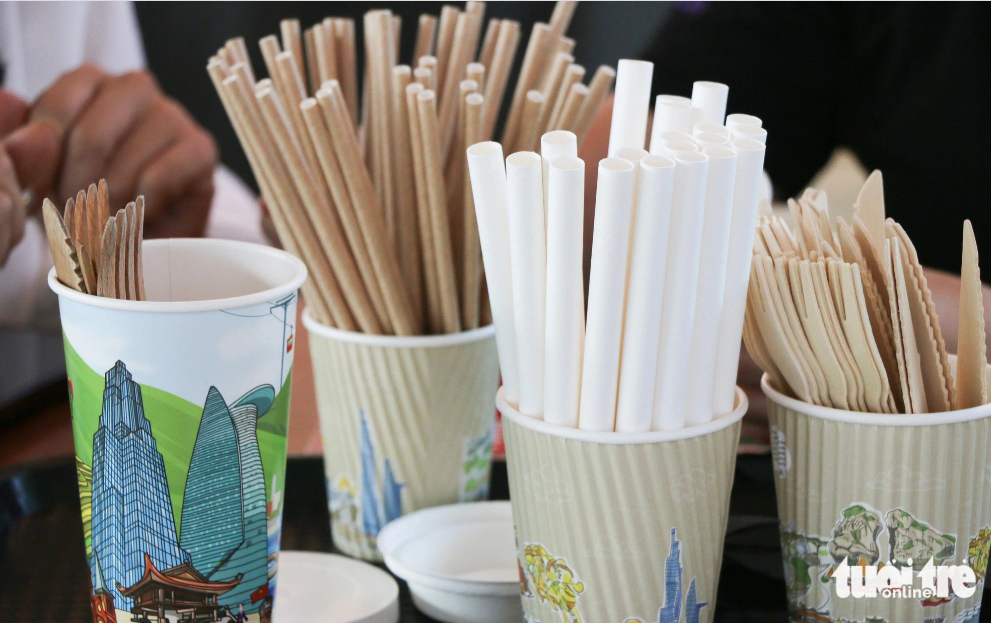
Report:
523,543,585,623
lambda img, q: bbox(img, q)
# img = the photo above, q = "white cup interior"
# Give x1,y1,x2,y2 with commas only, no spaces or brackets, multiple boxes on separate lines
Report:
141,239,300,302
50,238,307,312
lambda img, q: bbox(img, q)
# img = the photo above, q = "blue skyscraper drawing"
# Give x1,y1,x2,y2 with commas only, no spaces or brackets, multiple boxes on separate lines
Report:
685,579,707,623
180,384,275,612
90,361,188,609
382,459,404,524
360,412,382,536
357,411,405,536
659,528,683,623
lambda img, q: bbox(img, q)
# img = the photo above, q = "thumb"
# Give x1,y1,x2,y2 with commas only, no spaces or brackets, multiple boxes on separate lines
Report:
3,118,62,210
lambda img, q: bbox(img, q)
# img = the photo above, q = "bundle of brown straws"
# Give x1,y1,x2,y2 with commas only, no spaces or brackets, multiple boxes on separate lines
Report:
744,171,988,414
42,179,146,301
207,1,614,335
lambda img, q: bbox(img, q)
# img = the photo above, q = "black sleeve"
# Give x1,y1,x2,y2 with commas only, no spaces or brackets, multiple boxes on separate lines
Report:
641,2,851,200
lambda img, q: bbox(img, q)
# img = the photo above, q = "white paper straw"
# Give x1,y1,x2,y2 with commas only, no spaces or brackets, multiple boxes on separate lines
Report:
544,156,586,428
712,138,767,416
725,113,761,132
661,139,698,159
658,130,694,144
732,124,767,144
540,130,578,220
506,151,547,418
694,131,730,149
652,151,709,430
579,158,636,431
648,94,693,152
614,146,649,206
608,60,654,156
690,81,729,128
615,154,676,432
685,145,737,426
692,122,731,140
467,141,521,407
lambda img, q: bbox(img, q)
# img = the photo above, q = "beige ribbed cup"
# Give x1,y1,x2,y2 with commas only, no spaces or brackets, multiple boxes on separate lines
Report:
303,309,500,561
500,387,747,623
764,361,991,623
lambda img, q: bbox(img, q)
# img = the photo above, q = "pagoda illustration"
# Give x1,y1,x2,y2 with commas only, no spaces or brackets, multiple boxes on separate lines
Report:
359,411,405,537
180,384,276,613
90,554,117,623
656,528,707,623
117,553,241,622
90,361,189,609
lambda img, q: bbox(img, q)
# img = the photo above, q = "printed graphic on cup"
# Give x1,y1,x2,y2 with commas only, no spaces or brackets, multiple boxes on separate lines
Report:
63,294,297,623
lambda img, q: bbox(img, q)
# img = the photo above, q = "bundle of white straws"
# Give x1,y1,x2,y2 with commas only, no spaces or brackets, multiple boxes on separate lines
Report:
467,59,768,432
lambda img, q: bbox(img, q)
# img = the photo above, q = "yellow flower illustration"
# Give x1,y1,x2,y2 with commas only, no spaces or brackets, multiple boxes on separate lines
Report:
968,526,991,581
523,544,585,623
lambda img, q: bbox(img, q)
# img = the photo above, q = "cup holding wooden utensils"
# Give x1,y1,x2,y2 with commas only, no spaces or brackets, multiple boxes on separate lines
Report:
41,179,146,301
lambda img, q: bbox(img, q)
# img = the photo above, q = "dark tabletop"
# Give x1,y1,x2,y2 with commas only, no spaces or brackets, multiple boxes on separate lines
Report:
0,454,930,623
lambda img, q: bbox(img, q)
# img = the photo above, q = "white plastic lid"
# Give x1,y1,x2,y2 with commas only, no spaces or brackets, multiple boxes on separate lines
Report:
273,551,399,623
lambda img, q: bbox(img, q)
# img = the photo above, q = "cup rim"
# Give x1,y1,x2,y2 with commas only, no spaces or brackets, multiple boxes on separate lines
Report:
302,307,495,348
497,385,748,444
48,238,308,313
761,372,991,426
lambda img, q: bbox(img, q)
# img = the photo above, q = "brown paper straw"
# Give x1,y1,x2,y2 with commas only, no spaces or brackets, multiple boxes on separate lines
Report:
481,19,520,140
438,12,472,152
556,82,588,133
466,62,485,90
392,66,425,329
257,85,381,333
556,36,575,56
533,52,573,142
227,37,255,83
364,10,397,245
414,66,433,90
547,64,585,132
462,92,485,329
549,0,578,37
502,22,550,148
434,6,461,98
280,19,304,77
517,90,546,152
319,82,419,336
478,19,501,70
417,90,462,333
405,82,442,333
300,97,395,333
304,26,320,95
414,14,437,62
443,79,480,294
213,67,340,326
319,19,339,83
573,65,615,145
333,18,359,126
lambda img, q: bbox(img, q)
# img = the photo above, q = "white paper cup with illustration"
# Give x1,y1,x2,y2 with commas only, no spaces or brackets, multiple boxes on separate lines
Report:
50,238,306,623
499,387,748,623
764,360,991,623
302,311,500,561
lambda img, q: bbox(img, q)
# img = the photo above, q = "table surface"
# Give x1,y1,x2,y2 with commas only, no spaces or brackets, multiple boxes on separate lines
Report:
0,455,804,623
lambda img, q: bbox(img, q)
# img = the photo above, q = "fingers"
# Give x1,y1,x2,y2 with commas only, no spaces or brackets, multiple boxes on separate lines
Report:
135,117,217,228
0,91,29,138
102,98,186,208
29,63,107,138
58,70,159,196
3,119,62,207
142,173,214,239
0,148,24,266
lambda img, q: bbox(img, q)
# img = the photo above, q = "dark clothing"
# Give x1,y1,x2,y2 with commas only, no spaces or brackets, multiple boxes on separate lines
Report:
644,2,991,274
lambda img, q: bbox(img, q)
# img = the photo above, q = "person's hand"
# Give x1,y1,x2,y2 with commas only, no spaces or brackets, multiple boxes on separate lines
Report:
26,64,218,238
0,90,61,266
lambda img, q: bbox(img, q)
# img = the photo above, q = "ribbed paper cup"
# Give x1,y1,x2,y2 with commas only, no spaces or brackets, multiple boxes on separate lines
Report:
303,310,500,561
764,362,991,623
50,239,306,623
500,387,747,623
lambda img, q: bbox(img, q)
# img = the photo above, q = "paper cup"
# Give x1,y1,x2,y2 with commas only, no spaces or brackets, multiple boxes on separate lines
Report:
500,387,747,623
764,361,991,623
50,238,306,623
303,311,500,561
